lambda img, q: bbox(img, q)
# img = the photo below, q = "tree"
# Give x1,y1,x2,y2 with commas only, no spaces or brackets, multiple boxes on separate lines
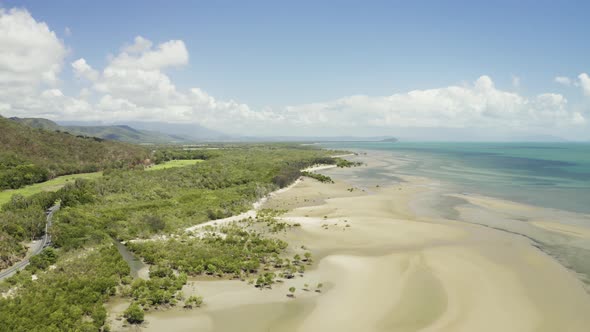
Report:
183,295,203,309
316,283,323,293
288,286,296,298
28,247,58,271
124,303,144,324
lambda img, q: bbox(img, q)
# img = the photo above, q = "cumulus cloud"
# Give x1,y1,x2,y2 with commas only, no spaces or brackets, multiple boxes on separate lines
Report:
0,7,68,119
71,58,99,81
0,8,66,86
123,36,153,54
279,76,582,131
110,38,188,70
578,73,590,96
555,76,571,86
90,37,189,107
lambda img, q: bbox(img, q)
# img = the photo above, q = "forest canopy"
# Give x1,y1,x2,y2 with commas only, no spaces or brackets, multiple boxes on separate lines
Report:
0,143,347,331
0,116,149,190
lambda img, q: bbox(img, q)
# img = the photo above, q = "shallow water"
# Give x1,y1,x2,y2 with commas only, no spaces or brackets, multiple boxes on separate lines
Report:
323,142,590,214
114,240,146,279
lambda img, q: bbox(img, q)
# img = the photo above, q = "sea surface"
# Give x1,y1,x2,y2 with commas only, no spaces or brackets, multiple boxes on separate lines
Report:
323,142,590,214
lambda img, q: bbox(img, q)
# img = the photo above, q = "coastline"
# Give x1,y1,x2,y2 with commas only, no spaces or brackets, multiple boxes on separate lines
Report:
111,151,590,331
184,164,338,233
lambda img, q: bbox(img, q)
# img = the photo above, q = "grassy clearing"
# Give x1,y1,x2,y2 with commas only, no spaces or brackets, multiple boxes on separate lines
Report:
0,171,102,206
146,159,203,171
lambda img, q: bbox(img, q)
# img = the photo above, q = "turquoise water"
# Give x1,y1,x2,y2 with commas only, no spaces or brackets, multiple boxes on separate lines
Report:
323,142,590,214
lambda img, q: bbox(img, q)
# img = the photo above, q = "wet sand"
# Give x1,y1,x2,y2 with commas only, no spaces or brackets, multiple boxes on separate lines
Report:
110,153,590,332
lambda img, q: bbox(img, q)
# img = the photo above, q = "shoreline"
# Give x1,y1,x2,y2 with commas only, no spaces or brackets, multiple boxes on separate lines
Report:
111,152,590,331
184,164,337,233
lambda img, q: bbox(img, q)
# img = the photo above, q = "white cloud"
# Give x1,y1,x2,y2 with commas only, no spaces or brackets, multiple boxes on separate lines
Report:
123,36,153,54
555,76,572,86
0,8,66,86
110,38,188,70
90,37,189,107
572,112,586,125
278,76,581,132
71,58,99,81
578,73,590,96
0,7,69,120
41,89,64,98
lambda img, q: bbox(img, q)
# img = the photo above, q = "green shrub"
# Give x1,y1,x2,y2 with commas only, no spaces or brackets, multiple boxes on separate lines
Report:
124,302,144,324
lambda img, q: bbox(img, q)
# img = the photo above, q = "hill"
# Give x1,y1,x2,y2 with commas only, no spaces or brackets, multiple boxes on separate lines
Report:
0,115,149,190
119,121,228,141
10,117,192,144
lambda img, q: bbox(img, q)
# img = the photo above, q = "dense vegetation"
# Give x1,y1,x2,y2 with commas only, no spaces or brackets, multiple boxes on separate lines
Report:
0,115,149,190
302,171,334,183
51,146,337,245
0,245,129,332
0,179,96,269
0,144,344,331
128,223,289,278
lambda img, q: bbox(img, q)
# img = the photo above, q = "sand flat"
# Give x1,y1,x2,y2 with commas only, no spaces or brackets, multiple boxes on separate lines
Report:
531,221,590,239
116,155,590,332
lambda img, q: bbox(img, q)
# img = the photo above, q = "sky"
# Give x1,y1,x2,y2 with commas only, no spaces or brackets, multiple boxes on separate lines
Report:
0,0,589,140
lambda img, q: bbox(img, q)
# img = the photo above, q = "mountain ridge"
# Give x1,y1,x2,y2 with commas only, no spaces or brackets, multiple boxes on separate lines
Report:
10,117,194,144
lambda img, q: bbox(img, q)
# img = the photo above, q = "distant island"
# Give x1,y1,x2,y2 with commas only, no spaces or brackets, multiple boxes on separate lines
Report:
379,137,398,142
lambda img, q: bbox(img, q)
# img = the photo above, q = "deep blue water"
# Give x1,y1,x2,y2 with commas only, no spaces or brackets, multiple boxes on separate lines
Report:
322,142,590,214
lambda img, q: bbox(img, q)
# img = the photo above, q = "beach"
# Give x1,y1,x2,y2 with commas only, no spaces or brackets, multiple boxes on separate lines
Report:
110,151,590,331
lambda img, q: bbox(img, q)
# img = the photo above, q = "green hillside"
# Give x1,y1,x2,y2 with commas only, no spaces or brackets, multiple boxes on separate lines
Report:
10,117,192,144
0,115,149,190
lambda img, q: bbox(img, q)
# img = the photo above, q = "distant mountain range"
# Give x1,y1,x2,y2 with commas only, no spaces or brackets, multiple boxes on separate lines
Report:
14,117,400,143
10,117,198,144
57,120,230,142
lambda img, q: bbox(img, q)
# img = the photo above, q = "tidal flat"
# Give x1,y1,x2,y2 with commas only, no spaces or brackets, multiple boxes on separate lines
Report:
110,152,590,332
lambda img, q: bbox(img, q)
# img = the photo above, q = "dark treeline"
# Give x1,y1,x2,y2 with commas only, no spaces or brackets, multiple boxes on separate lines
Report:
152,149,217,163
301,171,334,183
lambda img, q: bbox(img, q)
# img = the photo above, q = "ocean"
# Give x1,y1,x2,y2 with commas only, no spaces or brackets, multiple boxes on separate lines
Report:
323,142,590,214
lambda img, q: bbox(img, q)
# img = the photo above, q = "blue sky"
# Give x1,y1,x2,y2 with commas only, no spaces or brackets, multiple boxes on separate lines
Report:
1,0,589,139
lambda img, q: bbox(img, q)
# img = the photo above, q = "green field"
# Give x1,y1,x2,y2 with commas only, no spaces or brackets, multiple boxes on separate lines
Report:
0,171,102,206
146,159,202,171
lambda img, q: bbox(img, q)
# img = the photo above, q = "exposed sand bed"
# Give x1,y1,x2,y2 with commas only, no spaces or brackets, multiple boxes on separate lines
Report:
110,154,590,332
531,221,590,239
